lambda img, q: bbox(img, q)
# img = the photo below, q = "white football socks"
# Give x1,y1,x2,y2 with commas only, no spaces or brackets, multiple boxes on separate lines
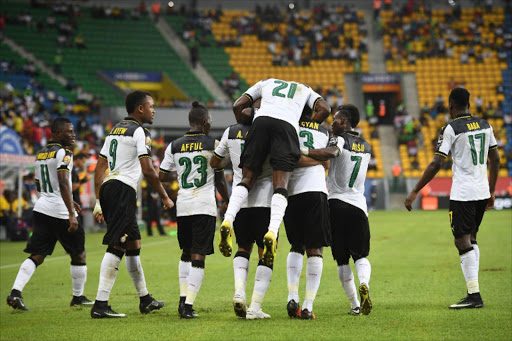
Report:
185,266,205,306
96,252,121,301
179,260,191,297
472,243,480,272
337,264,360,309
249,265,272,312
70,265,87,297
355,257,371,288
224,185,249,225
287,252,303,303
460,249,479,294
302,256,323,312
268,193,288,236
12,258,37,293
233,256,250,298
125,255,149,297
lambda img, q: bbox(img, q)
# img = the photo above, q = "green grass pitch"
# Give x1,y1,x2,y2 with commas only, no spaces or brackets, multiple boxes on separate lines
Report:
1,210,510,341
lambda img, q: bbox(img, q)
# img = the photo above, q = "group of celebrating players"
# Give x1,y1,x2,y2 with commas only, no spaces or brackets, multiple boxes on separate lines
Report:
6,79,499,320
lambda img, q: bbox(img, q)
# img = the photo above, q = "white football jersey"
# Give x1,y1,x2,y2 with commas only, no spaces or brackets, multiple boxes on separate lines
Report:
435,114,498,201
214,124,273,208
160,132,218,217
288,119,330,196
33,142,75,219
327,131,372,216
245,78,323,130
99,117,152,192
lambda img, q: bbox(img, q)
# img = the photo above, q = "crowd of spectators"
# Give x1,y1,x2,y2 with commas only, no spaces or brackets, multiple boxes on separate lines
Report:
229,4,368,67
380,0,512,65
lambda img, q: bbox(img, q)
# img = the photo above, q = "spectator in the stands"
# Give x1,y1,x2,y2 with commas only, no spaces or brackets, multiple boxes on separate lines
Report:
474,95,483,114
74,33,87,49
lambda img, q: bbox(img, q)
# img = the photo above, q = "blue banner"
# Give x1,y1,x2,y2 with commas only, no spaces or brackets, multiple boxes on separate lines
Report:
102,70,162,82
0,127,24,155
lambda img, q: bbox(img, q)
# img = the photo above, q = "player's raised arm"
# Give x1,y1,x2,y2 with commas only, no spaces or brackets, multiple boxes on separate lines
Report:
310,98,331,123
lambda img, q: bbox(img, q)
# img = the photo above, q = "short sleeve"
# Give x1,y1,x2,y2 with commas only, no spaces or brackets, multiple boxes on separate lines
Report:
435,125,454,157
135,127,151,159
306,88,323,110
214,128,230,159
160,142,175,173
244,80,264,104
488,126,498,150
57,148,73,172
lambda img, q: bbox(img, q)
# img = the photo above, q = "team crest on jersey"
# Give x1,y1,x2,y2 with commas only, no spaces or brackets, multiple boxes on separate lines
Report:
62,155,71,166
145,136,152,150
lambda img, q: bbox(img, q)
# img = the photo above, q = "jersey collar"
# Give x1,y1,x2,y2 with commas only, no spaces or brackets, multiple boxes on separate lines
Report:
344,131,359,137
123,117,141,125
454,114,471,120
47,141,62,147
185,131,205,136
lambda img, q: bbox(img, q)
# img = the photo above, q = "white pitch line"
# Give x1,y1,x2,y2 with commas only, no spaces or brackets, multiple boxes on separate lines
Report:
0,239,171,270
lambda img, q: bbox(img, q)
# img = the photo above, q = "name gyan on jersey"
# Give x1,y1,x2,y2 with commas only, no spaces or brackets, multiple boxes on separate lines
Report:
181,142,203,152
300,121,320,130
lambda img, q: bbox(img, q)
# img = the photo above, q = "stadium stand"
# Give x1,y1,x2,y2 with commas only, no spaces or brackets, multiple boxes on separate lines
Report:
164,8,250,100
2,1,215,105
379,3,511,177
209,5,369,101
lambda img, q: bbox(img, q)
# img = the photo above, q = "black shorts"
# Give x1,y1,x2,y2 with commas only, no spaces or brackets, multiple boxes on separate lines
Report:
234,207,270,249
240,116,300,173
177,215,216,255
329,199,370,265
100,180,141,247
284,192,331,249
449,199,488,239
24,211,85,257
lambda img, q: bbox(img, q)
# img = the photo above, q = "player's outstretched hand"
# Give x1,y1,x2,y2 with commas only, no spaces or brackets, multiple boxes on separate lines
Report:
73,201,82,214
485,193,495,211
68,215,78,233
404,191,417,211
93,200,104,223
162,197,174,210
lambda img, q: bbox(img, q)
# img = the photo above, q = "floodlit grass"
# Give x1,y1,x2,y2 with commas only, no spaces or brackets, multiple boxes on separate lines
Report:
1,210,510,341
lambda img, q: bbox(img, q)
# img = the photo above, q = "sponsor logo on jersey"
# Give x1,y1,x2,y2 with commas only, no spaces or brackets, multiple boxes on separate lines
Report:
62,155,71,166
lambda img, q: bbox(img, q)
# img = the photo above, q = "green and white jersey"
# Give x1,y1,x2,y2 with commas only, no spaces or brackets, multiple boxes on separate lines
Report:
214,124,273,208
327,131,372,216
244,78,323,131
160,132,218,217
99,117,152,192
288,118,330,196
435,114,498,201
33,142,74,219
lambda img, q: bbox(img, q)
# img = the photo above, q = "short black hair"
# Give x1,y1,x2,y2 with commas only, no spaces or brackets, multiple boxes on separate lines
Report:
337,104,360,128
50,117,72,134
75,153,87,160
189,101,209,125
449,87,470,110
125,90,151,114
